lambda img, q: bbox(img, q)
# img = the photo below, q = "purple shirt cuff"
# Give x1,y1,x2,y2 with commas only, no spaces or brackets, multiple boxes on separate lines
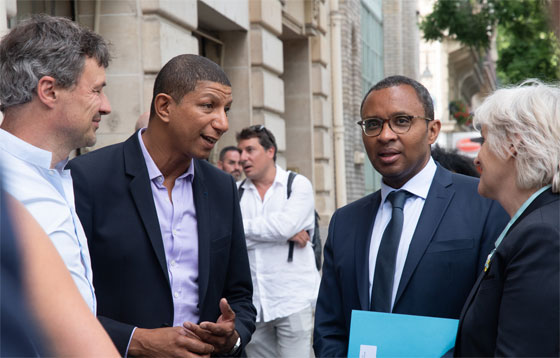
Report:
124,326,137,357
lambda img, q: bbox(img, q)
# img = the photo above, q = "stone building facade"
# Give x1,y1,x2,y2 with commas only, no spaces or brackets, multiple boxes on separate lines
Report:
339,0,364,203
1,0,340,221
383,0,419,79
2,0,471,220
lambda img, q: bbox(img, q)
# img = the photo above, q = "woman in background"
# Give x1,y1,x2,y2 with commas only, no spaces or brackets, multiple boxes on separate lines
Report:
454,80,559,357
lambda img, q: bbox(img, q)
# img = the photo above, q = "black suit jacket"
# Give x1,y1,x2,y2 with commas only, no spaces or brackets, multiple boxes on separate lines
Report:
455,188,560,357
313,165,509,357
68,132,256,355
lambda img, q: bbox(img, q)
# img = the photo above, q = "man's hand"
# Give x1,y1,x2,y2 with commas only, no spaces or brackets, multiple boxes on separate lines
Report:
289,229,310,248
128,326,214,358
184,298,238,355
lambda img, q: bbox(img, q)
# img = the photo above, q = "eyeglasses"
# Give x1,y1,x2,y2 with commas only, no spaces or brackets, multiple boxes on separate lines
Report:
356,115,433,137
249,124,276,145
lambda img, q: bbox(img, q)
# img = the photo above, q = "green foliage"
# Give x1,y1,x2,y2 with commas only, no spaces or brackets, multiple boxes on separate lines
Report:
495,1,560,83
421,0,494,49
421,0,560,83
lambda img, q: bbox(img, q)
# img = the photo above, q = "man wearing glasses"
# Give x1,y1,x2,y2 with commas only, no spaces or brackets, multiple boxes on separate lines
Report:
313,76,508,357
236,125,320,358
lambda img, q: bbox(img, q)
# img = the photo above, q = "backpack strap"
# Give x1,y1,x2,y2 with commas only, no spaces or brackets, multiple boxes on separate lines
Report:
286,171,296,198
286,171,297,262
240,173,295,201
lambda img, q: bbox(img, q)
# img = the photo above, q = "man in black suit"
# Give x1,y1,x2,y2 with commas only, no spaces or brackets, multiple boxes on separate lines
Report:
313,76,509,357
69,54,256,357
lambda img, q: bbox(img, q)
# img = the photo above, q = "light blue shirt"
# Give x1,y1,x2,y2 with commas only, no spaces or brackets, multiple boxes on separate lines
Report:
138,130,199,326
0,129,96,313
368,157,437,310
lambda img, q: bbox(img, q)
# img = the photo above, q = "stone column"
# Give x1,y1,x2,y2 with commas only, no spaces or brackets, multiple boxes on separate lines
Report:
249,0,286,167
218,31,253,149
311,1,336,220
283,38,314,181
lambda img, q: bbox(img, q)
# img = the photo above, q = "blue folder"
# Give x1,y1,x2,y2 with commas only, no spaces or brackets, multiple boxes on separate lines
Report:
347,310,459,357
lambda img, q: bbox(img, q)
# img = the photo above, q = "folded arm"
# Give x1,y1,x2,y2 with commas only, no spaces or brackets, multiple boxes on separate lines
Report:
244,175,315,248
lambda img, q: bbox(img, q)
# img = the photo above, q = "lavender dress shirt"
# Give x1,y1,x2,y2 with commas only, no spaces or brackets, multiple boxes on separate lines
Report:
138,130,199,326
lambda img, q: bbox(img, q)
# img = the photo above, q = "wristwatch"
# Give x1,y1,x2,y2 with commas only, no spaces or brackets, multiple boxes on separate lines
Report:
227,336,241,356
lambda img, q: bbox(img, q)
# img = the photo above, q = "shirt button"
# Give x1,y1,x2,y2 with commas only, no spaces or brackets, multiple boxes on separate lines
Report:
174,292,179,299
170,260,176,267
172,230,178,236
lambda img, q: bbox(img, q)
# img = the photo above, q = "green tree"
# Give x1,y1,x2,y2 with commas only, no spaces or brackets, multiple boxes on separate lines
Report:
420,0,560,84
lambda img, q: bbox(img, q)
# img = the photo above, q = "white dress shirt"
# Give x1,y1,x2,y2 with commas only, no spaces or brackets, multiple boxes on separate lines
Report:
368,157,437,311
239,165,320,322
0,129,96,313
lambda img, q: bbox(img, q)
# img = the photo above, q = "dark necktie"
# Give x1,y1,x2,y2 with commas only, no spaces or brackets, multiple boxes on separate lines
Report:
370,190,409,312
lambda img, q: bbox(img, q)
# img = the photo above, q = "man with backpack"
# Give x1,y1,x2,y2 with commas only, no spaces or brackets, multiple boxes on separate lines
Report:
236,125,320,358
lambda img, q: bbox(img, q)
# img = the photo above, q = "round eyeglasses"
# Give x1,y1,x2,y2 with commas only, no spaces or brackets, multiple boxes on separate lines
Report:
356,115,433,137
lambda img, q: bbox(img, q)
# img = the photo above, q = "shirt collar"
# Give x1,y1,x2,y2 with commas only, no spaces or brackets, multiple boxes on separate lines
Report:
380,157,437,203
242,164,285,191
0,128,66,171
137,129,194,182
274,165,288,186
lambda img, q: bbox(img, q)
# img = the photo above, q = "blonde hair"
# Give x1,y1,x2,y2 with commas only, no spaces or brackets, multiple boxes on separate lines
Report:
474,79,560,193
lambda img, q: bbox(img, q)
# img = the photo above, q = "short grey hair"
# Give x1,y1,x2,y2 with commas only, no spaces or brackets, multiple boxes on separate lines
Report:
474,79,560,193
0,14,111,111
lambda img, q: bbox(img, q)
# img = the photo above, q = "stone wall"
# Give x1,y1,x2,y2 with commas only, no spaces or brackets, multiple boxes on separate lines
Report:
340,0,365,203
311,0,336,220
383,0,419,79
5,0,337,220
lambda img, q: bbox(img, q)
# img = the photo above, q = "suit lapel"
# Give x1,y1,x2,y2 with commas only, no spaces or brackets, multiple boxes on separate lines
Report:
394,167,454,306
456,190,558,346
455,264,487,351
124,133,169,286
355,192,382,310
192,160,210,308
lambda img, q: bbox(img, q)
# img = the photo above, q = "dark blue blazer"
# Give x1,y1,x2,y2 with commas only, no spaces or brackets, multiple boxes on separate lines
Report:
455,188,559,357
68,132,256,356
313,165,509,358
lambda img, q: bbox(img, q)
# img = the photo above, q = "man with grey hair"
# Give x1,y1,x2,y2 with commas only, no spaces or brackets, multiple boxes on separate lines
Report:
0,14,112,313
